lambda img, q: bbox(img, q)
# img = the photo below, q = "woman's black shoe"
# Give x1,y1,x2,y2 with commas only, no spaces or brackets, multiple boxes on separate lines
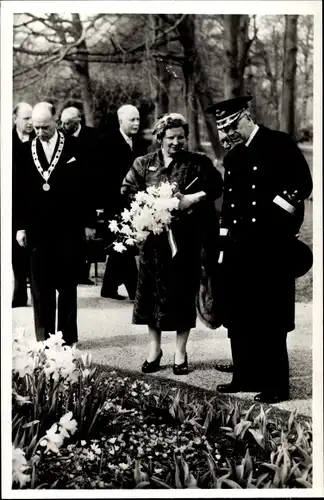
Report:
173,353,189,375
142,350,163,373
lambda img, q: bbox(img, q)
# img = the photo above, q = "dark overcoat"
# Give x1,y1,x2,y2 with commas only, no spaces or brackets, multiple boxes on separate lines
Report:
14,132,96,342
12,128,35,232
218,125,313,333
98,130,148,221
14,132,96,274
121,149,223,331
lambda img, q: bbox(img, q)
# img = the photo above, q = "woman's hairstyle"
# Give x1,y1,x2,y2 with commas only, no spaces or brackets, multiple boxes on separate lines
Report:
153,113,189,141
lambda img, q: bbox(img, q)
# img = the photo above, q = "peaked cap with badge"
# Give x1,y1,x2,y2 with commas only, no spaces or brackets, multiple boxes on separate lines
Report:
205,96,253,130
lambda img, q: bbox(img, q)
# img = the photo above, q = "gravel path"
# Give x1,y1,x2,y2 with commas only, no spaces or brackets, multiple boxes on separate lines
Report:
12,282,312,417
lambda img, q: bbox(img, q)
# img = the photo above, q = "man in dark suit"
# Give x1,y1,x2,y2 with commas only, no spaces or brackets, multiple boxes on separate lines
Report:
100,104,148,301
12,102,35,308
60,106,100,285
14,102,96,344
205,96,313,403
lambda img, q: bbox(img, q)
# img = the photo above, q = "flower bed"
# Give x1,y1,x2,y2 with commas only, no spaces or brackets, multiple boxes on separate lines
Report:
12,331,313,489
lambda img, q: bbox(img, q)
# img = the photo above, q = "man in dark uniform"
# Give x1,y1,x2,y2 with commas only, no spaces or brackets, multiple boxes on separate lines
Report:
205,96,313,403
12,102,35,307
100,104,147,300
14,102,96,344
60,106,100,285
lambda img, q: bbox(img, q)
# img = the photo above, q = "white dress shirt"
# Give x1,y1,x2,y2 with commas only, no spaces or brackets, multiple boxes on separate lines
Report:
40,130,58,163
17,129,30,143
245,124,259,147
72,124,82,138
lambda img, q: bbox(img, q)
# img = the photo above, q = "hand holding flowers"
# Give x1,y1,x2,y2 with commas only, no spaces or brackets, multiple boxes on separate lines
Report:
109,181,180,253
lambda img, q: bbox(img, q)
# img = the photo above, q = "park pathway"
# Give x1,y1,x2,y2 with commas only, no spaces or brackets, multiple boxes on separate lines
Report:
12,282,313,417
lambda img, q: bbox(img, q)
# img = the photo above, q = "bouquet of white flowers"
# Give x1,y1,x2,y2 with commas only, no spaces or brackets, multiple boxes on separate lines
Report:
108,181,180,254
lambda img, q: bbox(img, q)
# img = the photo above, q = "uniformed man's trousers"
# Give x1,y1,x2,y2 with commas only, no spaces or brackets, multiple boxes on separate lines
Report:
229,328,289,394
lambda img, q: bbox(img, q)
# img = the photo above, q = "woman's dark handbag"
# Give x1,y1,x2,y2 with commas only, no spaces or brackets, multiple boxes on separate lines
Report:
291,238,313,278
196,203,223,329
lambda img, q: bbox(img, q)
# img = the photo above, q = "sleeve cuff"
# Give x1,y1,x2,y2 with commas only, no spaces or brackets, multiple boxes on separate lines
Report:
273,195,295,214
219,227,229,236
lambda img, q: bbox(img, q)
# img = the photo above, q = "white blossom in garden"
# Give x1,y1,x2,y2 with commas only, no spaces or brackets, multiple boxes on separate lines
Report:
13,330,80,383
12,446,31,488
40,423,64,454
59,412,78,438
43,331,65,349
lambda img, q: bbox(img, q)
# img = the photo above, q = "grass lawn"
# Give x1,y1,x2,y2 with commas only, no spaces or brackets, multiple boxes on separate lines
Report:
295,148,313,303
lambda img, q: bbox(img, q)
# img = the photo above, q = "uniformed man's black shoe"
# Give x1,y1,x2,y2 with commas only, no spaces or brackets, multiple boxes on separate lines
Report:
80,279,95,285
101,292,126,300
12,300,28,308
215,362,234,373
254,391,289,404
217,382,260,393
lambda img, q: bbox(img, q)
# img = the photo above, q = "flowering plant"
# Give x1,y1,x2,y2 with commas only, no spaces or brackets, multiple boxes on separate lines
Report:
108,181,180,253
12,329,78,382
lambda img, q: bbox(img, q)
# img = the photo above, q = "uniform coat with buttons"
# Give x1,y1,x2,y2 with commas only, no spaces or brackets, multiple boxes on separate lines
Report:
219,125,312,392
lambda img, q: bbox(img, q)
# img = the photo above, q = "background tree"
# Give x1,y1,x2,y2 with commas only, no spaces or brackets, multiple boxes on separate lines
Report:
222,15,258,98
280,15,298,136
13,13,313,151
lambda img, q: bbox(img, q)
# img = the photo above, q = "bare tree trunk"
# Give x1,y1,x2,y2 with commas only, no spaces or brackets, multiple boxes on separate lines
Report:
300,20,312,128
71,14,94,126
223,15,255,99
183,59,200,151
156,60,171,117
280,15,298,136
177,15,221,156
153,16,172,118
223,15,240,98
177,15,200,151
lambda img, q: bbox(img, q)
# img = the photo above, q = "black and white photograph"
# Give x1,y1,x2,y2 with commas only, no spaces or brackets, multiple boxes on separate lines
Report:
1,0,323,496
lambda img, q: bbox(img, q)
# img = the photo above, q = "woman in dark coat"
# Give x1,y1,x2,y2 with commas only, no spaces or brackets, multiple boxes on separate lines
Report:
121,113,223,374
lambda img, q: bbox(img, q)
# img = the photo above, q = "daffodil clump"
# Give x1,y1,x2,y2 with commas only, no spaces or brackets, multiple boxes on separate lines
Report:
109,181,179,253
12,331,313,489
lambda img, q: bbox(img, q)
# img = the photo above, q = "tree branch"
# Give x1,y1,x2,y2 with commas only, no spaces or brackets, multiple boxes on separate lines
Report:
127,14,186,54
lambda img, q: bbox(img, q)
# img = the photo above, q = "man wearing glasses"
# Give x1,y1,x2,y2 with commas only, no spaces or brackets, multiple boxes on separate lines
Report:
205,96,313,403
